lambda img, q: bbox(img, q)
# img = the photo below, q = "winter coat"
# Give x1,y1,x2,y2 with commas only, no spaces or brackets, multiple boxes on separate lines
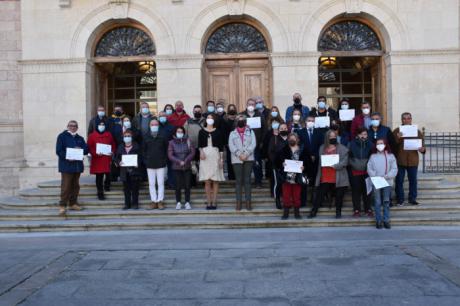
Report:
184,118,204,148
87,115,111,136
87,131,116,174
348,137,372,172
393,127,425,167
367,151,398,186
368,125,397,153
168,111,191,128
55,131,88,173
167,136,195,170
268,135,287,164
132,113,154,137
142,133,169,169
240,111,266,148
275,144,311,184
115,142,143,182
228,127,257,164
315,144,349,187
285,105,310,122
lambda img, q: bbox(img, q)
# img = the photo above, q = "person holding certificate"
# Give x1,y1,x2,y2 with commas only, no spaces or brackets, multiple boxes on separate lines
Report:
228,115,257,211
87,121,116,200
275,133,310,220
55,120,88,216
309,130,349,219
367,139,398,229
115,130,143,210
308,96,338,122
393,112,426,206
287,109,304,135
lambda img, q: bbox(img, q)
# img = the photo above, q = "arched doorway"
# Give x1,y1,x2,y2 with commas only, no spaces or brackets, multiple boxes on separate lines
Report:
92,23,157,117
203,19,272,111
317,19,387,121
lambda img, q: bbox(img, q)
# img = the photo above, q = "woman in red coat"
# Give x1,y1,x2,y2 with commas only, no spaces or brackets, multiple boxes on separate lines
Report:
88,121,116,200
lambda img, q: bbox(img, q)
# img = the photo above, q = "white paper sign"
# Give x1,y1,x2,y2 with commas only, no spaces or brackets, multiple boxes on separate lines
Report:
321,154,339,167
370,176,390,190
121,154,138,167
96,143,112,155
284,160,303,173
247,117,261,129
365,177,373,195
400,125,418,137
339,109,355,121
314,116,330,128
66,148,84,161
404,139,422,151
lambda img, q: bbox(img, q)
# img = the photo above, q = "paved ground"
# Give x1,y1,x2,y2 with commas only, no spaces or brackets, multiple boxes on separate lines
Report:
0,227,460,306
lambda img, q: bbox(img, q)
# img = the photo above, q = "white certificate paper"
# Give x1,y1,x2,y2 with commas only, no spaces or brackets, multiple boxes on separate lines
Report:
321,154,339,167
339,109,355,121
370,176,390,190
247,117,261,129
65,148,84,161
96,143,112,155
404,139,422,151
314,116,330,128
121,154,138,167
400,125,418,137
284,160,303,174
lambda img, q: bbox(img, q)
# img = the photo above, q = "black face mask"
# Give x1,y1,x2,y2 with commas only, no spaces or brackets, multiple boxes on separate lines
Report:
280,131,289,137
294,98,301,105
228,110,237,116
194,112,201,119
114,111,122,116
237,120,246,128
329,138,338,145
288,140,297,147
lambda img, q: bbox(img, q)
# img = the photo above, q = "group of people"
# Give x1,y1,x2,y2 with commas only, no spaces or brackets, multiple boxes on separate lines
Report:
56,94,425,229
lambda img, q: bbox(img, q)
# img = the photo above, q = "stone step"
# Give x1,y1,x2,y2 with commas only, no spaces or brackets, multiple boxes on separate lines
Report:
0,212,459,233
0,204,459,221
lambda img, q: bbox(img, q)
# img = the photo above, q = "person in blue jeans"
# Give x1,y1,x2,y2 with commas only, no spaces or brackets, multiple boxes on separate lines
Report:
367,138,398,229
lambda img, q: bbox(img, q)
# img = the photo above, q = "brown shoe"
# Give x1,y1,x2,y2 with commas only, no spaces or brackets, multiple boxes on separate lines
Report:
69,204,83,211
58,207,66,216
158,202,165,210
246,201,252,211
236,201,242,211
149,202,158,210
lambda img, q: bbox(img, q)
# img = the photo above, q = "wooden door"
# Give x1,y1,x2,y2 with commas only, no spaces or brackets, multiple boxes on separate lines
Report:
204,56,271,112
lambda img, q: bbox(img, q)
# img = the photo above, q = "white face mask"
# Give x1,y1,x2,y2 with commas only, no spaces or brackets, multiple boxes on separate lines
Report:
217,107,224,113
206,118,214,126
362,108,370,115
376,144,385,152
293,115,301,122
247,105,255,112
306,121,315,129
123,121,131,129
341,104,349,110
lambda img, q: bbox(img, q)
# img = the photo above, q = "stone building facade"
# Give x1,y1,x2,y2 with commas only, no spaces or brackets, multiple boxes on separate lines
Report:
0,0,459,195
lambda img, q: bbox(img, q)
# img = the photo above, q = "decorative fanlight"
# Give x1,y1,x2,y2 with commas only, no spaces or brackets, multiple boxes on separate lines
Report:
320,56,337,67
138,61,155,73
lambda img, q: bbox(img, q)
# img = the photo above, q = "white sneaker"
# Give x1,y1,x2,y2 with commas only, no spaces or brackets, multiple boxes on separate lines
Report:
185,202,192,210
176,202,182,210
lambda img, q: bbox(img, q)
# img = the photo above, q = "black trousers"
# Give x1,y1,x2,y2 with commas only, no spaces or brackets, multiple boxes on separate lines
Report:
350,174,371,212
272,169,282,208
226,146,235,180
111,161,120,182
175,169,191,203
95,173,110,192
122,174,140,208
313,183,346,212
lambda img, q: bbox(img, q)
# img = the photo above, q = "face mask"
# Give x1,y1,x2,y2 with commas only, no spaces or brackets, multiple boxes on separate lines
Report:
271,111,278,118
207,106,215,113
247,105,255,112
150,126,159,133
206,118,214,126
141,107,150,115
97,125,105,133
68,131,77,136
176,106,183,113
293,115,301,121
165,109,173,116
371,119,380,127
256,103,263,110
280,130,288,137
123,136,132,144
293,98,301,105
306,121,315,129
329,138,338,145
318,101,326,109
377,144,386,152
288,139,297,147
271,122,280,130
123,121,131,129
97,111,105,117
176,132,184,139
228,109,236,116
159,117,167,124
341,104,349,110
362,108,370,115
114,110,122,116
217,107,224,113
194,112,201,119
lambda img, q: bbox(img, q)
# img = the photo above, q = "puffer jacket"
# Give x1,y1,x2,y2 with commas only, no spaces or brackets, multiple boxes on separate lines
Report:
167,136,195,170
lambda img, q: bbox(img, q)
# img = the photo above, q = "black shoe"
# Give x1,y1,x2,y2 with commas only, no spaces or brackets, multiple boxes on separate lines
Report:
206,205,212,210
376,222,383,229
97,192,105,201
307,208,317,219
275,198,282,210
122,206,130,210
294,207,302,219
335,209,342,219
383,222,391,229
132,205,139,210
409,200,419,205
281,207,289,220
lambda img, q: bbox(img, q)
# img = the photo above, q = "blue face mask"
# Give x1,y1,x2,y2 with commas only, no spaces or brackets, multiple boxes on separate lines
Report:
123,136,132,143
176,133,184,139
165,109,173,116
141,107,150,115
271,122,280,130
371,119,380,127
318,101,326,109
150,126,159,133
256,103,263,110
97,111,105,117
271,111,278,118
207,106,215,113
159,117,167,124
97,125,105,133
123,121,131,129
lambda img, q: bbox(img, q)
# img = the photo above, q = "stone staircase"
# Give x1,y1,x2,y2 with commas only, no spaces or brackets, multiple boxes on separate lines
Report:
0,174,460,232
